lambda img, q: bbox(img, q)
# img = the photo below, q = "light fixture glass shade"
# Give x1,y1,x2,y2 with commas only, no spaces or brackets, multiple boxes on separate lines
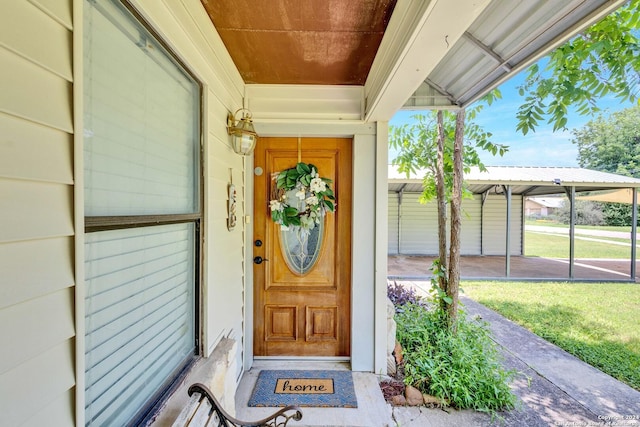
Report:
228,110,258,156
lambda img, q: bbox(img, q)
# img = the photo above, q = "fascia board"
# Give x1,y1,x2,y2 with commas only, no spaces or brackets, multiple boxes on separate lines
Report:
364,0,491,122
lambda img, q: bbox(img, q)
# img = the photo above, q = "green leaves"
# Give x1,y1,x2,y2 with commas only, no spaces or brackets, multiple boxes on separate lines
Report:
571,105,640,179
277,162,319,190
323,200,334,211
515,97,546,135
516,0,640,134
270,162,335,229
296,162,311,175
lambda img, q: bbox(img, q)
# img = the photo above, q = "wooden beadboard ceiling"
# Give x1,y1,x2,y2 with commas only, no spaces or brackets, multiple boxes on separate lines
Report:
201,0,397,85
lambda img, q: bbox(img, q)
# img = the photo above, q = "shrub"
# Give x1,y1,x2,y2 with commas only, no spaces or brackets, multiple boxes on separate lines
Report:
395,303,517,415
387,281,426,312
603,203,634,226
555,200,604,226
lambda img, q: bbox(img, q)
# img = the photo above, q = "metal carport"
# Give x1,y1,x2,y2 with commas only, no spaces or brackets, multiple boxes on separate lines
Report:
389,166,640,280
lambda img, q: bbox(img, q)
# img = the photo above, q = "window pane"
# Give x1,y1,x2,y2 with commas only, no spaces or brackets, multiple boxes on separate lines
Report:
84,223,195,427
83,0,200,216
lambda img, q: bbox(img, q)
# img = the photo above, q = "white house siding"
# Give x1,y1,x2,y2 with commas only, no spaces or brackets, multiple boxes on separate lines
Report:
388,193,488,256
399,193,439,254
0,1,76,426
1,0,250,424
460,196,482,255
388,191,399,254
482,194,523,255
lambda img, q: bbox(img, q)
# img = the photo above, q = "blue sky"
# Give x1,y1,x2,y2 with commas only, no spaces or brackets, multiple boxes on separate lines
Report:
389,70,635,167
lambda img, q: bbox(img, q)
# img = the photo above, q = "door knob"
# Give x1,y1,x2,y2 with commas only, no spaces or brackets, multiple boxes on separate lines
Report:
253,256,268,264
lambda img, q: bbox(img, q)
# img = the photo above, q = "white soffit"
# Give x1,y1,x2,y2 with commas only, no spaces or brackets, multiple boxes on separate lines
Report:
401,0,627,110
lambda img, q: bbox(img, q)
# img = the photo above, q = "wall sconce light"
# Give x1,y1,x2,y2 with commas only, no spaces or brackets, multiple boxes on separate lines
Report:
553,178,562,185
227,108,258,156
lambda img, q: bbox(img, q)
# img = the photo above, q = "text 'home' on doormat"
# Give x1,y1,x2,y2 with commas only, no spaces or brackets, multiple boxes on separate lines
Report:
275,378,334,394
248,370,358,408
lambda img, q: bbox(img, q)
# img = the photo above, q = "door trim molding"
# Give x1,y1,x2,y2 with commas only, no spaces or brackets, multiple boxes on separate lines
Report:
253,356,351,361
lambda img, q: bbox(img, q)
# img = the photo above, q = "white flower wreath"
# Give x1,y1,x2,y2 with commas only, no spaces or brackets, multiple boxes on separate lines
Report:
269,162,335,230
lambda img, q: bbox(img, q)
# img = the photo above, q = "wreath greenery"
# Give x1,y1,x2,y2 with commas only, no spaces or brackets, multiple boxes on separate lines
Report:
269,162,335,230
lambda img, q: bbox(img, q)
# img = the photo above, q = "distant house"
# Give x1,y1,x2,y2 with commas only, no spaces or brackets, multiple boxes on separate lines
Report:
525,197,565,217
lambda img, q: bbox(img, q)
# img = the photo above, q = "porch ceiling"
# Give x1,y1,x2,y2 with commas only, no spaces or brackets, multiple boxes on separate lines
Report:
200,0,397,85
199,0,627,121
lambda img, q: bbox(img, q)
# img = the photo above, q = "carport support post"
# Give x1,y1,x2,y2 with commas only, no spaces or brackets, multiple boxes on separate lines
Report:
632,188,637,280
569,186,576,279
505,185,511,277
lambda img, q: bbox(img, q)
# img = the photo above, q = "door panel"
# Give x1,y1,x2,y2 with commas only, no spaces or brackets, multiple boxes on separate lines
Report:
253,138,352,356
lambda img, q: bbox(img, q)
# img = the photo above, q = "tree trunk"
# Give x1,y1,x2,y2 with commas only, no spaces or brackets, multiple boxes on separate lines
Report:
435,111,448,309
447,109,465,331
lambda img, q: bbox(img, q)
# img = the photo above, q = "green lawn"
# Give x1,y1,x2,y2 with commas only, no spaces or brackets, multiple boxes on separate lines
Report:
525,231,633,259
463,281,640,391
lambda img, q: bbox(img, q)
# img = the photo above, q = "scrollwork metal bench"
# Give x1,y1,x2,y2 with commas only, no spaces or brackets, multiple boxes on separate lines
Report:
172,383,303,427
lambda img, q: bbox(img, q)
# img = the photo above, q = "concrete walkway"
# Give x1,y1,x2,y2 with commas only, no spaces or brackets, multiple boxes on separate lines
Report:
463,296,640,425
526,224,639,241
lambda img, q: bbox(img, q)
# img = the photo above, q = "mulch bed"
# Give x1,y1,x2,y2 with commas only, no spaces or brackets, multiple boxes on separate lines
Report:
380,379,405,401
379,361,406,402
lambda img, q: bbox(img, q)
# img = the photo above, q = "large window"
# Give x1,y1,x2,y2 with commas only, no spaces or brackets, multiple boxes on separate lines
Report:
83,1,201,425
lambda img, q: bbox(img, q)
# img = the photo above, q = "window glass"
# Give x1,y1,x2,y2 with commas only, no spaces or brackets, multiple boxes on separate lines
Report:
84,0,200,216
84,224,195,426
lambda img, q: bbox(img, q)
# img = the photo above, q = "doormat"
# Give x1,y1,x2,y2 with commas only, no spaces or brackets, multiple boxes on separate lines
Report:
248,370,358,408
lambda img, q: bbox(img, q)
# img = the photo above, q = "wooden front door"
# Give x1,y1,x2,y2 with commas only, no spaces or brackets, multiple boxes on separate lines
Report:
253,138,352,356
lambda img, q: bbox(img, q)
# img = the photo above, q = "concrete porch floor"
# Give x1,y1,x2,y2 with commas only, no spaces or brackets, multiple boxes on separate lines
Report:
389,255,639,282
235,361,393,427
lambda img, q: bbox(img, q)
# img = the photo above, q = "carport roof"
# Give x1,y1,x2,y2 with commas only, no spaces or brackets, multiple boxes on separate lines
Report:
402,0,627,110
388,166,640,196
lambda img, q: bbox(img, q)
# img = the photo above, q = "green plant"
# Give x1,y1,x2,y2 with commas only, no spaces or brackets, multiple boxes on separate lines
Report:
269,162,335,229
603,203,636,227
514,1,640,134
390,107,507,326
395,303,517,415
429,259,453,306
387,281,426,312
555,200,604,226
